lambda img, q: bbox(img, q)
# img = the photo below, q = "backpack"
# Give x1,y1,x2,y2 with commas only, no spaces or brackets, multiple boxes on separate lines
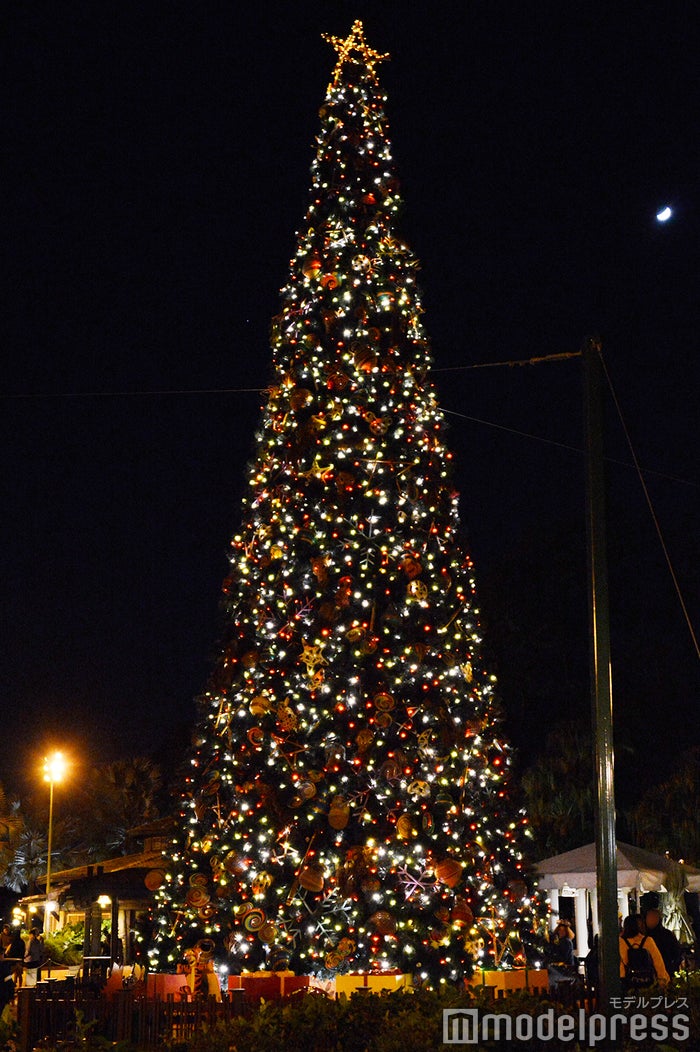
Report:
623,936,655,987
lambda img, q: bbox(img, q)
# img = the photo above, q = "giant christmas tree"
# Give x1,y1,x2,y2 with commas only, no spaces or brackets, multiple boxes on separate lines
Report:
152,22,534,985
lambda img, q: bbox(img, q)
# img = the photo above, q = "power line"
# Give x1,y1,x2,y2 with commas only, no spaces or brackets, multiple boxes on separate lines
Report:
440,406,697,488
4,386,267,399
433,351,582,371
1,349,581,400
4,373,695,489
600,353,700,661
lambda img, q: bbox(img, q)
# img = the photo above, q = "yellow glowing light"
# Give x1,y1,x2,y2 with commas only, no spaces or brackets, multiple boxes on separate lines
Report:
323,20,390,88
43,751,68,785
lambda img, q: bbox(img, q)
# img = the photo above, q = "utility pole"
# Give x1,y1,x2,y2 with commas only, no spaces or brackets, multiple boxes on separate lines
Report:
583,337,621,1013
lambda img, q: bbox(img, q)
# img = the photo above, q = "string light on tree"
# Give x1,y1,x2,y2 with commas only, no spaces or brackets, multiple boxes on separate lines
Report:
151,21,538,984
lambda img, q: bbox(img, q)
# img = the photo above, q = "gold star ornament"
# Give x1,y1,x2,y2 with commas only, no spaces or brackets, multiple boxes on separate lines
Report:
323,20,390,87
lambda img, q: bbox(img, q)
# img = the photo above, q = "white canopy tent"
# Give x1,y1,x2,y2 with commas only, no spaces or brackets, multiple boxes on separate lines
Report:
535,841,700,956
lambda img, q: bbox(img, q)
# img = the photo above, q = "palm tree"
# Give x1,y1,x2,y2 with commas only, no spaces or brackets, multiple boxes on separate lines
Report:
0,785,24,880
521,720,595,856
2,824,47,893
75,757,163,859
629,747,700,864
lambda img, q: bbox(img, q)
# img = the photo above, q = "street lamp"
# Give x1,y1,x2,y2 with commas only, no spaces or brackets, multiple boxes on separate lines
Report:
43,751,68,935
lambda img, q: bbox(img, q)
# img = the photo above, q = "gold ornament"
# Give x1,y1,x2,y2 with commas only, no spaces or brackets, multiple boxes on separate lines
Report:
251,871,273,896
328,794,350,830
396,813,418,838
277,705,298,732
249,695,272,717
300,641,327,675
407,580,428,601
298,455,334,482
355,728,374,751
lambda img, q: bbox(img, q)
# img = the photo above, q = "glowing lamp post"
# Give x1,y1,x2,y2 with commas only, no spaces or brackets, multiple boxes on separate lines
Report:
43,751,68,935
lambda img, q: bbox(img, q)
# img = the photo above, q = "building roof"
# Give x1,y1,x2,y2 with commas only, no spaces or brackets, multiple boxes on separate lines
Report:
35,847,165,888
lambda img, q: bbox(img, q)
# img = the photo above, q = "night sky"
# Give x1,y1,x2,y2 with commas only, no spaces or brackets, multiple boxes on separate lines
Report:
4,4,698,805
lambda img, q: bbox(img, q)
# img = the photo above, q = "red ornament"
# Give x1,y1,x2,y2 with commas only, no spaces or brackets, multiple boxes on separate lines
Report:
247,727,264,748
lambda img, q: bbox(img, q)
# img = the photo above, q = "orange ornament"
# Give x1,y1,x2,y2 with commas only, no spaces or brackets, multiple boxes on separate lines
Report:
353,345,377,372
290,388,313,412
401,556,422,579
451,898,474,928
435,858,463,889
302,255,323,279
299,863,325,893
369,910,396,935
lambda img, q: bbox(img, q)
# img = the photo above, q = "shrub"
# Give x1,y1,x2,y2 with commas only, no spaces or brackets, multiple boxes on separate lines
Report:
42,922,84,966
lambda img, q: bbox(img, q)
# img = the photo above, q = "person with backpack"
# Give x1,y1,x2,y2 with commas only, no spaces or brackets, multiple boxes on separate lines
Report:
643,908,683,978
619,914,669,988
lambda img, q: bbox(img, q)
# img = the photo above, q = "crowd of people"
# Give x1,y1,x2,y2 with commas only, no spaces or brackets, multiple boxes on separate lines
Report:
548,906,686,993
0,925,45,1009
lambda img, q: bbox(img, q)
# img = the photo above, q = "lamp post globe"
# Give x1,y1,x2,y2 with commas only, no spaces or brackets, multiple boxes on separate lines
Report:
43,751,68,935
